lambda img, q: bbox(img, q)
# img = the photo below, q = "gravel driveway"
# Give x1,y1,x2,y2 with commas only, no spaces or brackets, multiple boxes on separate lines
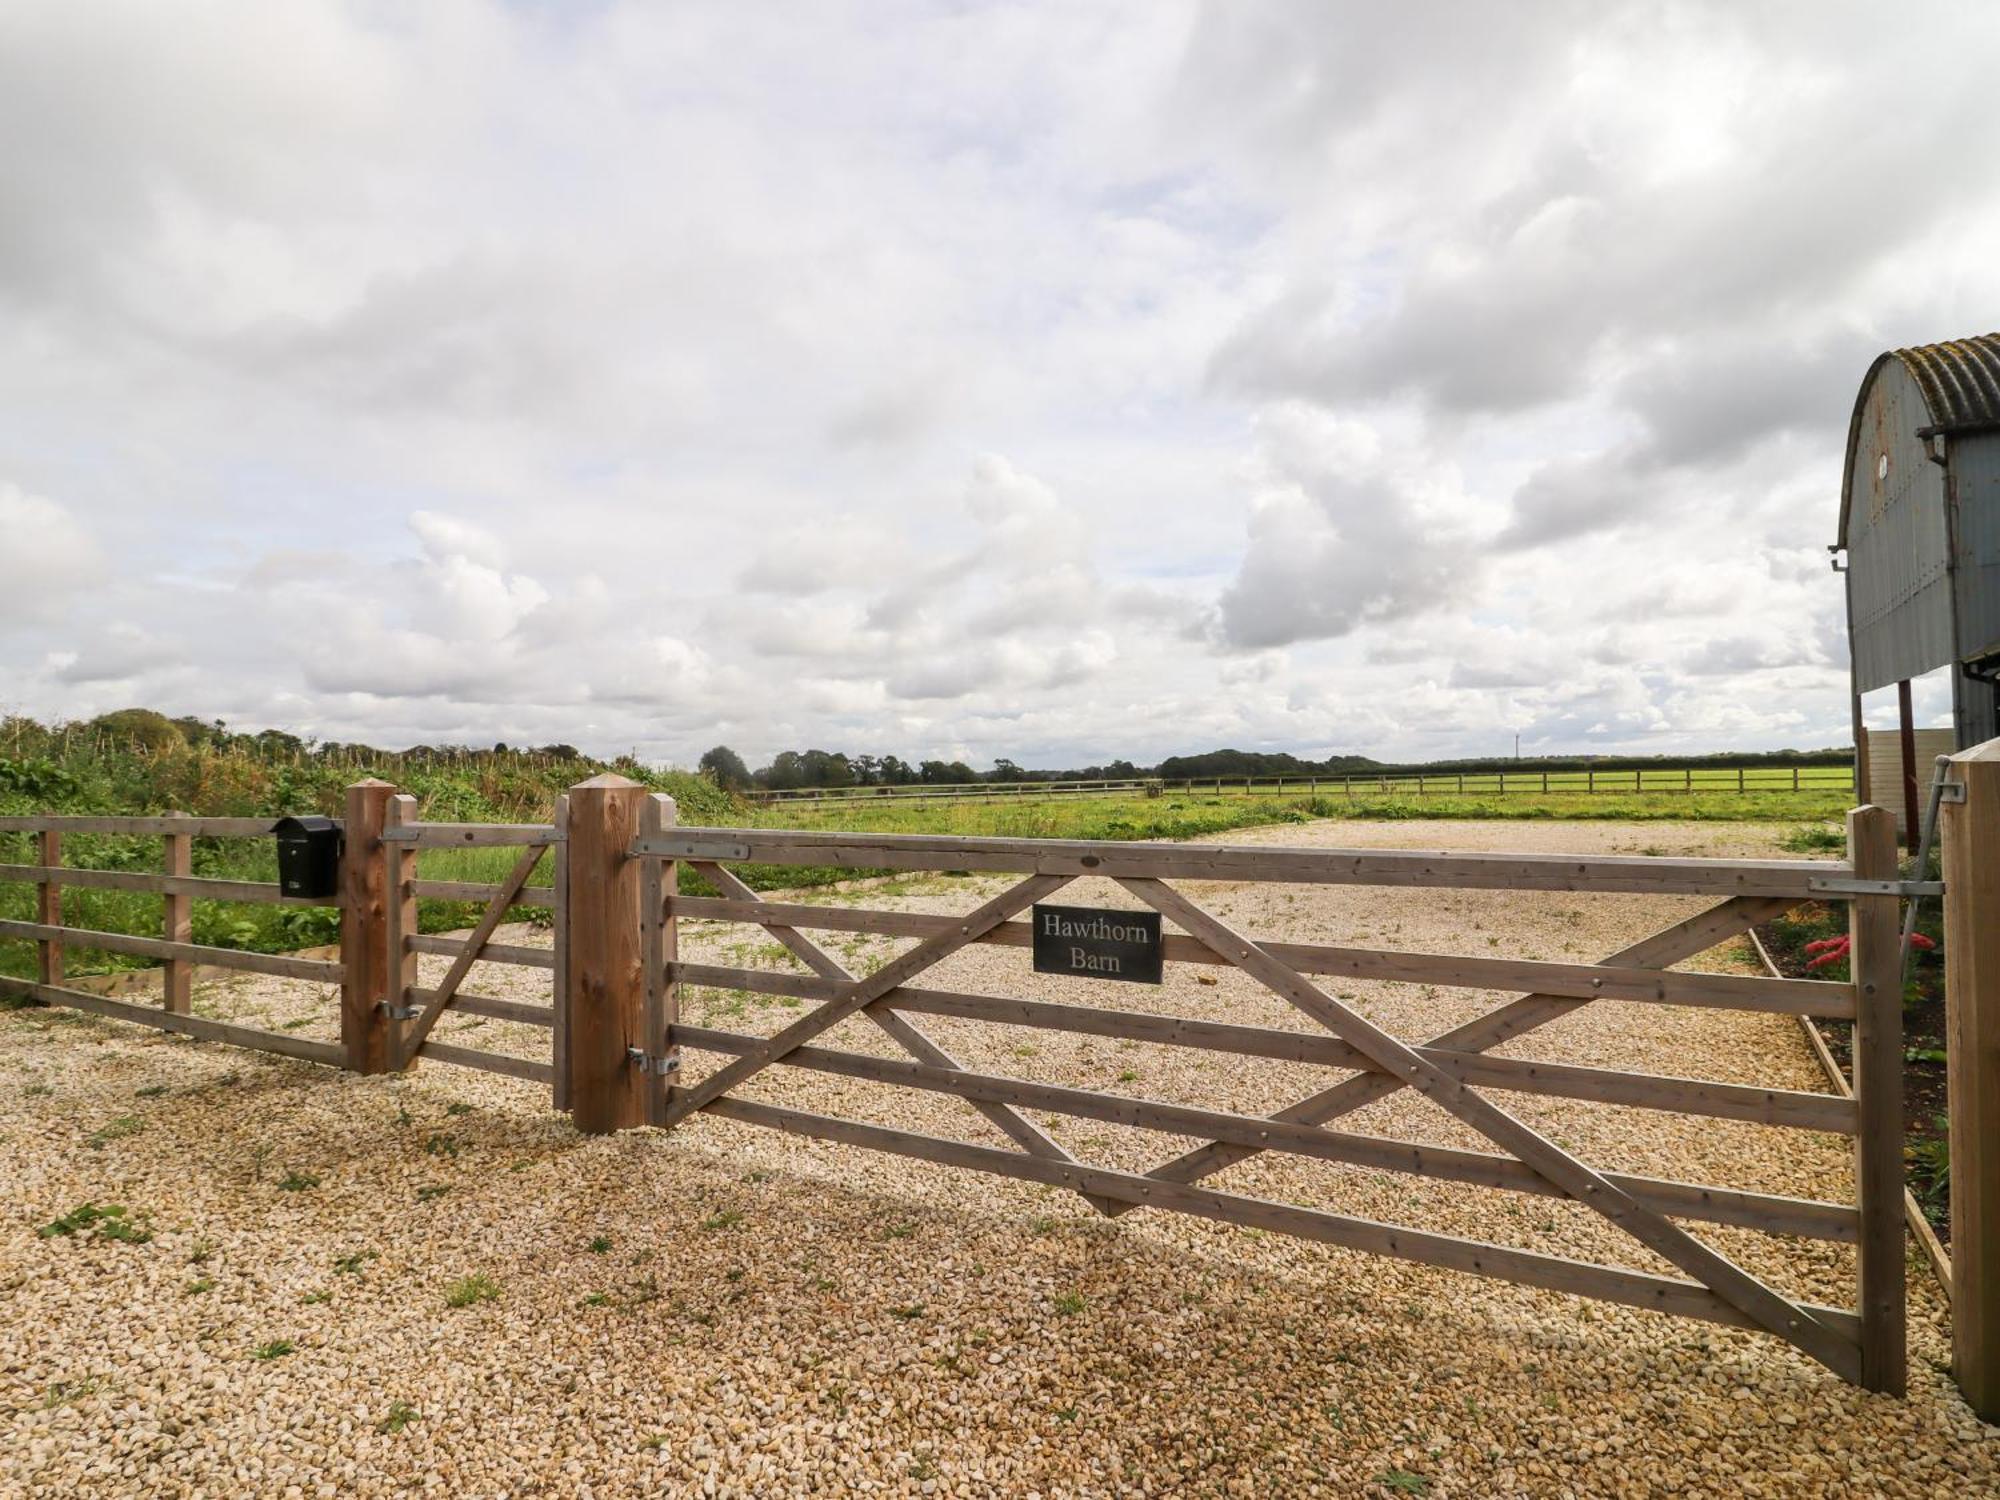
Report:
3,819,1995,1497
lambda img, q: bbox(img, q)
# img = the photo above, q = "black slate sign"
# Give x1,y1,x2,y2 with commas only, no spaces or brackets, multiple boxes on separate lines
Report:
1031,903,1163,985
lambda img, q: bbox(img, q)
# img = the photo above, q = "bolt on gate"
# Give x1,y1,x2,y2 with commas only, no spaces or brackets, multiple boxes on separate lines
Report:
10,772,1993,1399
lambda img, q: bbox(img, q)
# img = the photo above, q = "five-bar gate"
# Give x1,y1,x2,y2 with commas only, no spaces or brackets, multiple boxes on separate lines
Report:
4,772,1965,1396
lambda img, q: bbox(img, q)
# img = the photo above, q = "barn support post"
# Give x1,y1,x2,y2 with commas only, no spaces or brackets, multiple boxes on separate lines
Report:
1899,680,1921,852
564,773,648,1134
338,779,399,1074
1850,803,1907,1395
1942,737,2000,1421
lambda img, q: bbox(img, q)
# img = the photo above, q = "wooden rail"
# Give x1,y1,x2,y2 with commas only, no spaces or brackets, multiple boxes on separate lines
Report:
640,828,1844,898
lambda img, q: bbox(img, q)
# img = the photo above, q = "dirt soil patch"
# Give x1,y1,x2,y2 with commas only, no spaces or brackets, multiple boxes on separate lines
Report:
3,820,1995,1497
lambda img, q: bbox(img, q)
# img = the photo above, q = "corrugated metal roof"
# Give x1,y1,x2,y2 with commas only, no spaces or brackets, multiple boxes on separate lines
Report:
1892,332,2000,435
1838,332,2000,547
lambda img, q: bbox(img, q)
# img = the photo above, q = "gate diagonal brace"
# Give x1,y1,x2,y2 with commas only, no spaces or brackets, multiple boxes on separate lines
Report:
1114,877,1860,1381
682,861,1118,1215
660,870,1074,1131
1114,894,1797,1207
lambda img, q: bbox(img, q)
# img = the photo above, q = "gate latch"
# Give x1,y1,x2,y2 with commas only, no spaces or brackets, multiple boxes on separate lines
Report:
627,1048,681,1076
379,1001,421,1020
1939,781,1967,805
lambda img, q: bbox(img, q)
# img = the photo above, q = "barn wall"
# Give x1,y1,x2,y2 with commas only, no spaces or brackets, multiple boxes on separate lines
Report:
1848,361,1956,695
1952,429,2000,666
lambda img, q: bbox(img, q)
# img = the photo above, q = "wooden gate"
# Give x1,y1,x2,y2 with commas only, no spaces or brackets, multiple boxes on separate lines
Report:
612,805,1908,1392
375,794,568,1092
0,777,1921,1394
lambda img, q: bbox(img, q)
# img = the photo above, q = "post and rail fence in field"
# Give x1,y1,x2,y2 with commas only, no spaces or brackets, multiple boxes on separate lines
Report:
3,755,1997,1407
742,762,1853,811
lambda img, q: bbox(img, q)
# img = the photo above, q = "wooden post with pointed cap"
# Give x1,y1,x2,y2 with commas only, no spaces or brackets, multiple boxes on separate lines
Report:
339,779,398,1074
565,773,648,1133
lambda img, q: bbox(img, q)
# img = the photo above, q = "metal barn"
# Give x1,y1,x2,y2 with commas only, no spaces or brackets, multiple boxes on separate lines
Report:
1837,333,2000,813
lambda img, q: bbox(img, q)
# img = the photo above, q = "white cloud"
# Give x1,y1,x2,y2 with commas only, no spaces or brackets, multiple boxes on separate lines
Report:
0,1,1990,764
1,484,100,622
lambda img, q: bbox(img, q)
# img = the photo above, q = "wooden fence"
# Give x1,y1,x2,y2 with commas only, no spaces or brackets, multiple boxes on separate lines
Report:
749,763,1852,809
8,766,2000,1407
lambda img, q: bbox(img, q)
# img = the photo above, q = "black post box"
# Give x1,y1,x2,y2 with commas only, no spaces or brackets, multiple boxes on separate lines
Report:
271,815,343,900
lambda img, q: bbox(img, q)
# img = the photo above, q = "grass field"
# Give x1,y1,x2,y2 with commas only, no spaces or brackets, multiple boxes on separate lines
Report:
1,747,1856,983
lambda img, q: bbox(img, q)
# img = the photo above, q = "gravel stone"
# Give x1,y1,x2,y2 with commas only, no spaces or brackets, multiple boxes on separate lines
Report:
2,819,1995,1497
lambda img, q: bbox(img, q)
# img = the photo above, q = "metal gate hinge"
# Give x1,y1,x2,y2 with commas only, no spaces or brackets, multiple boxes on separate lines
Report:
379,1001,420,1020
627,1048,681,1076
1939,782,1967,805
1806,877,1945,898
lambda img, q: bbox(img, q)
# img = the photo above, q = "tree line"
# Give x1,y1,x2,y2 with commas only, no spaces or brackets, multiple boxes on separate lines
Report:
698,741,1854,792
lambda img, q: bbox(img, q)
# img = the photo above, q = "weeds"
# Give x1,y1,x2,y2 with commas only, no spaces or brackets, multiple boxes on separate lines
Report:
445,1274,501,1308
377,1400,419,1434
39,1202,152,1243
85,1115,145,1149
251,1340,295,1361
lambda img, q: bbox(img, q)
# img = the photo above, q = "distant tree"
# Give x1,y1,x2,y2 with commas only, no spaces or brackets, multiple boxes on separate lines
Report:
988,758,1027,783
877,755,917,785
799,749,856,787
762,750,806,790
699,745,752,790
87,709,185,752
535,743,582,761
919,759,977,784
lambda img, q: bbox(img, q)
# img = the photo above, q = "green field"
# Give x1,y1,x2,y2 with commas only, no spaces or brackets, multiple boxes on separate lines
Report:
0,730,1856,983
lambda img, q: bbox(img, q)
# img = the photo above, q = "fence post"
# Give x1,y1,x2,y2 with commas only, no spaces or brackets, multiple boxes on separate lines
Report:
1849,803,1906,1395
162,811,191,1015
551,794,572,1112
1943,739,2000,1419
564,773,647,1134
36,827,63,986
338,779,398,1074
639,793,678,1127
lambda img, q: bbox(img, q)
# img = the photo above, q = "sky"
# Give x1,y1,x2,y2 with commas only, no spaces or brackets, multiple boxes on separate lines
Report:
4,1,1997,770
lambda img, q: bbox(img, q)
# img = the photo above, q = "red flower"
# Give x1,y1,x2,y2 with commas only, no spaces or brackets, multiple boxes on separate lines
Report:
1909,933,1937,951
1805,935,1852,971
1804,937,1848,954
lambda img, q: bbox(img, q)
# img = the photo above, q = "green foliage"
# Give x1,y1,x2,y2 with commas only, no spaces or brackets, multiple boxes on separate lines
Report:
277,1171,320,1192
377,1400,419,1434
1909,1117,1950,1210
40,1202,152,1242
699,744,752,790
252,1340,295,1361
85,1115,145,1149
0,712,741,982
445,1274,501,1308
